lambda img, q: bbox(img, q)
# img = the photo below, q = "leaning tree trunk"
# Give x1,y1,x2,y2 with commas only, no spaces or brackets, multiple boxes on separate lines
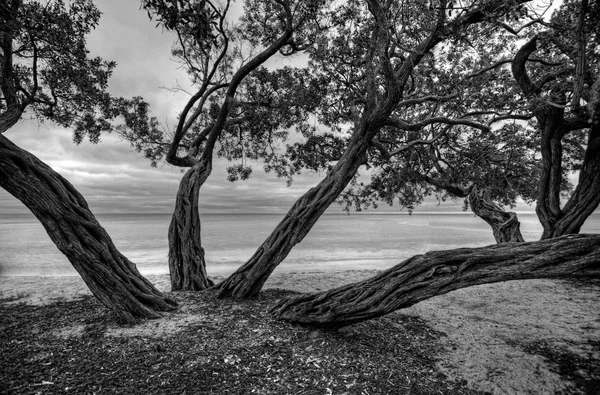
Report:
0,134,178,323
217,123,376,299
468,187,525,243
168,160,214,291
272,234,600,327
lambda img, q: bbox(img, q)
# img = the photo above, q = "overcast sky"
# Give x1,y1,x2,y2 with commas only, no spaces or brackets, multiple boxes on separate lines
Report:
1,0,529,215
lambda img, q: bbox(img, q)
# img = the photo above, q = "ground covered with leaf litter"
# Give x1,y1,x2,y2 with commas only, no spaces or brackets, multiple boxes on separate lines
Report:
1,283,599,395
1,289,479,395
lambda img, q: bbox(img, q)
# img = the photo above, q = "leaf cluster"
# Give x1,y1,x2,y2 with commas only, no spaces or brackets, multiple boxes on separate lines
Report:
1,0,118,141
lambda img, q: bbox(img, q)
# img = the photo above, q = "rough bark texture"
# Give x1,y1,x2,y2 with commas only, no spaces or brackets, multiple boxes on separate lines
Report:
468,187,525,243
535,106,569,239
272,234,600,327
0,106,22,134
168,160,214,291
0,134,178,322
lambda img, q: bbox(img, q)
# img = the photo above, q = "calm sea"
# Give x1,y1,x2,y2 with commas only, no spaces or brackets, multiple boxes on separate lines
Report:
1,213,598,277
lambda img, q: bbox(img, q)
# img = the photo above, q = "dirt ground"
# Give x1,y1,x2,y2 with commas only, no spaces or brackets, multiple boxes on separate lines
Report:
1,271,599,394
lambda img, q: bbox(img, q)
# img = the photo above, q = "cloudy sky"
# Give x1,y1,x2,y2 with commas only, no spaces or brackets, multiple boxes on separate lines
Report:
1,0,525,215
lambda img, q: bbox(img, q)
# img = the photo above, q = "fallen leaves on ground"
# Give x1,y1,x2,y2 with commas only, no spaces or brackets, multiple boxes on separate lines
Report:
1,289,480,394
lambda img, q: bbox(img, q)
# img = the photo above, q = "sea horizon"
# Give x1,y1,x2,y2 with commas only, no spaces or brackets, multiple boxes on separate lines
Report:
1,212,599,278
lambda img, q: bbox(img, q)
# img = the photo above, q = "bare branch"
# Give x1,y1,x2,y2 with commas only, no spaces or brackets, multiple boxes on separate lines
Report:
466,57,565,79
488,113,533,125
397,93,458,107
495,18,546,36
385,116,491,133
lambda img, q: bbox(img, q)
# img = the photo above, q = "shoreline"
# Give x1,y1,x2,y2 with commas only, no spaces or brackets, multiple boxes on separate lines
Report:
0,270,381,306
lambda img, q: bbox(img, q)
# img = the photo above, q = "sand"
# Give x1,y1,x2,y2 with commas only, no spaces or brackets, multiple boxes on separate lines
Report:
1,271,599,395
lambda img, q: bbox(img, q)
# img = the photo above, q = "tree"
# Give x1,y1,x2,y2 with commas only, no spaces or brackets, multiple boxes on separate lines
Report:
272,234,600,327
336,112,538,244
271,0,600,327
217,0,536,298
320,0,599,245
121,0,327,291
327,6,544,244
511,0,600,239
0,0,177,322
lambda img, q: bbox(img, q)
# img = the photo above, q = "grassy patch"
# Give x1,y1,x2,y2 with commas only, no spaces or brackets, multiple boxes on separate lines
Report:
0,289,483,395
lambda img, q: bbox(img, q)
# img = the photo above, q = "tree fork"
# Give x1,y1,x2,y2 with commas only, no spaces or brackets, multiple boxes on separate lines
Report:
0,135,178,322
272,234,600,327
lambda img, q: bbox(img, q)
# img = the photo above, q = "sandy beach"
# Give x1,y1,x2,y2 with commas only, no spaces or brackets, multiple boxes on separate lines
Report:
1,271,599,394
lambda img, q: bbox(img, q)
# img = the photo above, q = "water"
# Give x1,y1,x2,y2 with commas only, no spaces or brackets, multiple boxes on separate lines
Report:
0,212,598,277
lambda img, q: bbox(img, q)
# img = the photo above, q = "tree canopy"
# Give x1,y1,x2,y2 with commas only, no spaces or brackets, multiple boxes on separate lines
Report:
0,0,177,322
0,0,117,135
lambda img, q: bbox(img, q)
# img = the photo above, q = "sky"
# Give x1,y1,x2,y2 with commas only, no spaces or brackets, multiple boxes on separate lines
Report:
0,0,533,215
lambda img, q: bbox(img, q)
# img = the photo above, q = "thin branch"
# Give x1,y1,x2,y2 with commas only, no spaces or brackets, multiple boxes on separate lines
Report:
511,35,539,96
536,66,573,89
488,113,533,125
495,18,546,36
397,93,458,107
385,116,491,133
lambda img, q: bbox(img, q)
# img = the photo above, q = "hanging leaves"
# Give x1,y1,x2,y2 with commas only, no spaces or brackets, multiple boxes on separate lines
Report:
142,0,220,51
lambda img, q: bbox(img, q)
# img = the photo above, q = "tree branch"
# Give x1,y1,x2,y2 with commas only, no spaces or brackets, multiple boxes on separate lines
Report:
272,234,600,327
385,116,491,133
511,36,540,96
397,93,459,107
495,18,545,36
571,0,588,110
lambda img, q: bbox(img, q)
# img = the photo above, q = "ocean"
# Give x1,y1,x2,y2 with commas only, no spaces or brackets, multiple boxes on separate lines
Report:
1,212,599,277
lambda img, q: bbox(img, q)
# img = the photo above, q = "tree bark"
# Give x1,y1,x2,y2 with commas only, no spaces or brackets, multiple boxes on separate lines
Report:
535,106,568,239
168,160,214,291
272,234,600,327
468,187,525,243
0,134,178,323
0,106,22,134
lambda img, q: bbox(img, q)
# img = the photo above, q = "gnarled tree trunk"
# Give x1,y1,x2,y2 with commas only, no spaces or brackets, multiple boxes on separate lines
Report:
535,106,568,239
424,177,525,243
468,187,525,243
272,234,600,327
0,134,178,323
168,160,214,291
